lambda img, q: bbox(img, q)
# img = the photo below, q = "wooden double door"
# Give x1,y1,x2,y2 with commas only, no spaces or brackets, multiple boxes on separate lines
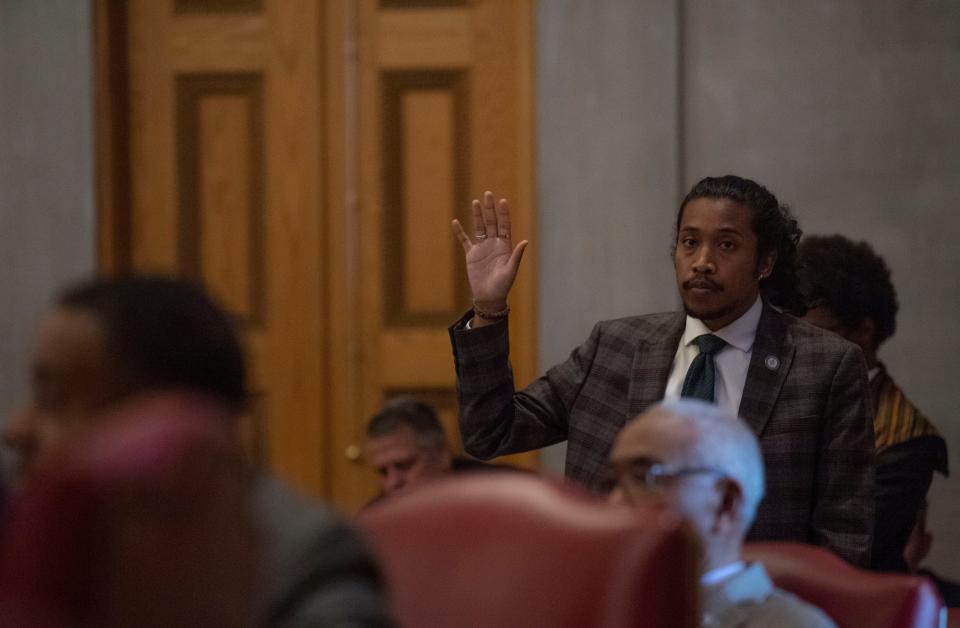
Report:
95,0,537,511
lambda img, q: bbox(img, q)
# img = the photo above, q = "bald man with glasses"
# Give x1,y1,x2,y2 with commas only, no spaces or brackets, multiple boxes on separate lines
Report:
609,400,836,628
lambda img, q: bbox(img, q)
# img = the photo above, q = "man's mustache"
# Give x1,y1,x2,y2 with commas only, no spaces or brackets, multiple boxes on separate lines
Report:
683,276,722,291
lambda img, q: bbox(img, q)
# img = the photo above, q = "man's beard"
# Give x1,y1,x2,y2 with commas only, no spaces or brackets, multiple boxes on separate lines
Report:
682,300,736,325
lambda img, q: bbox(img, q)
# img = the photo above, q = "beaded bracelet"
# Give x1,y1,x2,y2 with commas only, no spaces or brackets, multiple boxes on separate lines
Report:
472,300,510,320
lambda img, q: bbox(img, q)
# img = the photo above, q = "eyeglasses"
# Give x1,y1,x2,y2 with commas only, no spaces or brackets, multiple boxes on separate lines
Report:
614,460,729,493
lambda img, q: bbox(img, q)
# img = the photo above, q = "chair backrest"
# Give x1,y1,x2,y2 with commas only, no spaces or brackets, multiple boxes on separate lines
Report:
947,607,960,628
0,393,257,628
359,473,700,628
744,541,944,628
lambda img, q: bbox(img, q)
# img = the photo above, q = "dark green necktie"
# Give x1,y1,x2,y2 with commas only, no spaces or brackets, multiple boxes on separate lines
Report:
680,334,727,402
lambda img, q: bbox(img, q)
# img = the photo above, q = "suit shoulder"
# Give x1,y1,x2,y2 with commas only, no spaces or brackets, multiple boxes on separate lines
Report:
595,311,682,338
780,311,862,356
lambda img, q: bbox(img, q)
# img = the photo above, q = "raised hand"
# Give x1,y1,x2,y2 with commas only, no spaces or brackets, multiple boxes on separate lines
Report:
451,191,529,325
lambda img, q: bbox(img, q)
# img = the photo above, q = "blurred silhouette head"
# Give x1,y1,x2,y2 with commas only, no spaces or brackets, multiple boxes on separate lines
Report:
365,397,453,497
3,275,245,479
609,399,765,572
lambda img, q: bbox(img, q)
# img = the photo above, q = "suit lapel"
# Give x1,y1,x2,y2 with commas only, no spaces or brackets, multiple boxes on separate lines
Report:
627,313,685,417
739,302,794,437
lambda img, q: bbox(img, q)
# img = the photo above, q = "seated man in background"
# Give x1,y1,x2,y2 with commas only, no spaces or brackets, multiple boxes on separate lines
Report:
2,275,391,628
365,397,510,501
609,399,836,628
797,235,948,572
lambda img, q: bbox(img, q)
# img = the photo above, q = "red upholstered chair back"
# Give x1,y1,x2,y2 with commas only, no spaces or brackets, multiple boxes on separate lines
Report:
0,393,257,628
948,607,960,628
359,473,700,628
744,541,944,628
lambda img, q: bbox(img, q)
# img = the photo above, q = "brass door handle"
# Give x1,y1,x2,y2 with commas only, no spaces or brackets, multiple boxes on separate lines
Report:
345,444,362,462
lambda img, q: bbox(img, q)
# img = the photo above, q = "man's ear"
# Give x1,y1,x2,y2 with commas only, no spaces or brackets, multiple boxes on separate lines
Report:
757,250,777,280
713,478,745,532
608,485,627,506
436,445,453,471
916,530,933,564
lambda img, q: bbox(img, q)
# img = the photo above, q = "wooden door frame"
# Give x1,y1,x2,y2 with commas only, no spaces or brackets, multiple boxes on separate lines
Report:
91,0,539,509
91,0,350,502
91,0,372,505
93,0,132,274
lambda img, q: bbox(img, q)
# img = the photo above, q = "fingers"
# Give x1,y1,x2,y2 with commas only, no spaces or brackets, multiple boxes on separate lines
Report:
470,191,514,242
496,198,511,240
471,200,485,239
481,191,498,238
508,240,529,272
451,219,472,253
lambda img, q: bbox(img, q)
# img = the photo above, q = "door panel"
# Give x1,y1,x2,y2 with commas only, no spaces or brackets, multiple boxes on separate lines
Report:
122,0,327,496
339,0,537,509
96,0,536,511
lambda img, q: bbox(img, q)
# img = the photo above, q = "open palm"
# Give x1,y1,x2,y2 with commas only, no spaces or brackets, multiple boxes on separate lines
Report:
452,191,528,308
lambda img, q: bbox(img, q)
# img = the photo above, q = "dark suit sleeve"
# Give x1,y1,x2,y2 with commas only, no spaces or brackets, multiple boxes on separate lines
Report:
449,311,600,460
256,476,392,628
812,344,875,567
872,436,944,572
273,518,391,628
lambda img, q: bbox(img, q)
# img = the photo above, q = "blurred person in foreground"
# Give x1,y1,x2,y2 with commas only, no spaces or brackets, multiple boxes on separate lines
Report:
609,399,836,628
797,235,948,572
0,393,258,627
1,275,390,628
364,396,514,503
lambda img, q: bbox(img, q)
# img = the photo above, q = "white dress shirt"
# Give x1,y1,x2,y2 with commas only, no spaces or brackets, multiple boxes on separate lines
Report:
664,296,763,417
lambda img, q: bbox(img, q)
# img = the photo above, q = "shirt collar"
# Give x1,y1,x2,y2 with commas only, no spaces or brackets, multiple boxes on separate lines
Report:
700,560,747,586
682,296,763,354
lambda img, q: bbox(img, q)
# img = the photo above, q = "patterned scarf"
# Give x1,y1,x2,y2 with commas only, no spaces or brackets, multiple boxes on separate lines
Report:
870,362,948,474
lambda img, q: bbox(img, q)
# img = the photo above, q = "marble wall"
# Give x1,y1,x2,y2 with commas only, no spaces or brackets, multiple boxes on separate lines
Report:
0,1,95,446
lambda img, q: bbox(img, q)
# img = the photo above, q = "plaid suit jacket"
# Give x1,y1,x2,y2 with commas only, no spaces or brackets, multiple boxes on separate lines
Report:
450,302,875,566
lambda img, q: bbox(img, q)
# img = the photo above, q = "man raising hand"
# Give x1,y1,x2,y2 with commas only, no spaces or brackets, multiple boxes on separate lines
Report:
448,176,875,566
